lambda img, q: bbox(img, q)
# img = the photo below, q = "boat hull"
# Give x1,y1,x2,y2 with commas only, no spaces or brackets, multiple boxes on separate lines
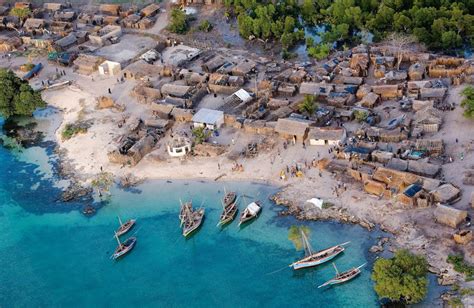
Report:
112,237,137,260
291,249,344,270
116,219,136,237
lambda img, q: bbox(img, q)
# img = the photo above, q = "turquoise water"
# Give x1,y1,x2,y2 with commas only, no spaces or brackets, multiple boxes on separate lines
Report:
0,118,444,307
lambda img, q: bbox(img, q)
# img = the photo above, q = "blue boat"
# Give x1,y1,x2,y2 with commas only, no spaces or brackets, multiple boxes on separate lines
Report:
289,231,349,270
112,234,136,260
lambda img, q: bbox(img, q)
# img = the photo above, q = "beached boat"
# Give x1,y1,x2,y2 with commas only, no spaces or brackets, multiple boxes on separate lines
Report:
182,208,205,237
112,233,136,260
317,263,366,288
218,202,238,226
289,231,349,270
179,200,192,227
116,216,136,237
223,191,237,207
239,201,261,226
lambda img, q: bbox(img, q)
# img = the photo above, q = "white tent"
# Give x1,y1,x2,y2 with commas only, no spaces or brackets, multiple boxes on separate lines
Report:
306,198,324,209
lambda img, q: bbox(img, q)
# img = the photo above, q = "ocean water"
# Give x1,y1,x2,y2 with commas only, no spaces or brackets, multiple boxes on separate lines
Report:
0,117,444,307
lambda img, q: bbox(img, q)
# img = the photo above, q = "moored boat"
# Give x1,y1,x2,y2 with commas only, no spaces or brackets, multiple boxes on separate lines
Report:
182,208,205,237
317,263,366,288
223,191,237,207
239,201,261,226
289,230,349,270
112,233,137,260
218,202,238,226
179,200,192,227
116,216,136,236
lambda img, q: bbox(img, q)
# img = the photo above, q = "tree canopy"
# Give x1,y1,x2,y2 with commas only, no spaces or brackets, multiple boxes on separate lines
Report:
372,249,428,305
168,9,188,34
0,69,46,119
225,0,474,53
461,86,474,118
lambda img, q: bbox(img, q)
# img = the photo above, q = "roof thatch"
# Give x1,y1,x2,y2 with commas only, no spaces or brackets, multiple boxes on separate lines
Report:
300,82,334,96
359,92,379,108
308,127,345,142
407,160,441,178
434,204,467,228
141,3,160,17
274,118,309,138
431,183,461,204
161,84,192,98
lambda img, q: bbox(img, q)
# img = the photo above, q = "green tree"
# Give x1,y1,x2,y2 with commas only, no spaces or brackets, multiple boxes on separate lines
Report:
0,69,45,119
354,109,368,123
168,9,188,34
198,20,213,32
192,126,211,144
441,30,462,49
307,43,331,60
372,250,428,305
298,95,317,116
461,86,474,118
10,7,31,21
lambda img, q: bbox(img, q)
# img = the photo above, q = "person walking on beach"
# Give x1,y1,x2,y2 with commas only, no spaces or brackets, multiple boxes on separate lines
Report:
108,88,111,94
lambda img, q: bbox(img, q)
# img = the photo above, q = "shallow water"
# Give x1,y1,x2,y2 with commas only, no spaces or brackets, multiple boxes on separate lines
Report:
0,117,445,307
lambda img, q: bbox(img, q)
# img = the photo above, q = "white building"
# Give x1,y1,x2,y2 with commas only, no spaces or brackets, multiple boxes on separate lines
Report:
192,108,224,130
98,60,121,76
167,136,192,157
308,127,346,146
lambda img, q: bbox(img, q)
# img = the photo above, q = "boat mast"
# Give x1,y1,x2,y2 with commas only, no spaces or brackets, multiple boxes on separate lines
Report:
300,229,313,256
332,262,339,276
118,216,123,226
114,232,122,247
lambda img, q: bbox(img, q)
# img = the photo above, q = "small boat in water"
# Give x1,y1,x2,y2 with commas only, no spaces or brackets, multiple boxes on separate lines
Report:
182,208,205,237
317,263,366,288
179,200,192,227
289,231,349,270
116,216,136,236
218,202,238,226
223,191,237,207
239,201,261,226
112,233,136,260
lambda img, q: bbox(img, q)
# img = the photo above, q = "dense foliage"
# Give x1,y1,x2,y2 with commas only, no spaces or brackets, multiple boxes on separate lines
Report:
10,7,31,21
447,254,474,281
225,0,474,53
298,95,317,116
461,86,474,118
372,250,428,305
225,0,305,49
168,9,188,34
0,69,45,119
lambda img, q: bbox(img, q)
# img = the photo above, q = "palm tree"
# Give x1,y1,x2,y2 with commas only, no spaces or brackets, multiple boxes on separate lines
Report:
298,95,317,116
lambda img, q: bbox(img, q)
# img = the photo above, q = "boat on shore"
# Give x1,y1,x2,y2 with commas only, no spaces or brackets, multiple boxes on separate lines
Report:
289,231,349,270
182,208,205,237
112,233,136,260
239,201,261,226
116,216,136,236
317,263,366,288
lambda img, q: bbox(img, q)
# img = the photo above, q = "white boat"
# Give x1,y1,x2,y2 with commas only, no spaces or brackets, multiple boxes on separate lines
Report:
317,263,366,288
239,201,261,226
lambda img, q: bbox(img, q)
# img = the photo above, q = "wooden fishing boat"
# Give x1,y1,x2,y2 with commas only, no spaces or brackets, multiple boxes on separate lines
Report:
223,191,237,207
116,216,136,237
182,208,205,237
218,202,238,226
112,233,136,260
238,201,261,226
289,231,349,270
317,263,366,288
179,200,192,227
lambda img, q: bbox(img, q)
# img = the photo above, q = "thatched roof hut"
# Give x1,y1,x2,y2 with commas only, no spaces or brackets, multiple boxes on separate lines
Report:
100,4,121,16
300,82,334,97
232,59,256,76
308,127,345,146
140,3,160,17
371,84,403,100
408,62,426,80
434,204,467,228
386,158,408,171
407,160,441,178
161,84,192,98
274,118,310,142
359,92,379,108
431,183,461,204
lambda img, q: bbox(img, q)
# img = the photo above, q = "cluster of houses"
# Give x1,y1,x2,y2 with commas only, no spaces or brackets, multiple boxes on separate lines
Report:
0,2,160,55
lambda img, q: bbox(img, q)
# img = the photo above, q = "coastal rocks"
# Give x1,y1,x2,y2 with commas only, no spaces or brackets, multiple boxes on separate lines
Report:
437,272,457,286
118,174,144,189
61,183,92,202
370,237,389,253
